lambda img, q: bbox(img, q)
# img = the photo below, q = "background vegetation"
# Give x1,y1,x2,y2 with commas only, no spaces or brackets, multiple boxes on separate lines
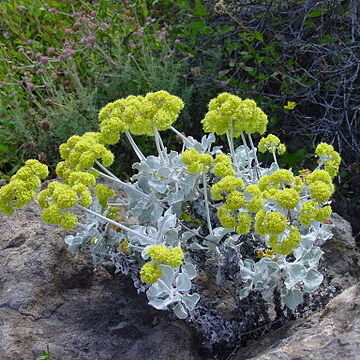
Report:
0,0,359,239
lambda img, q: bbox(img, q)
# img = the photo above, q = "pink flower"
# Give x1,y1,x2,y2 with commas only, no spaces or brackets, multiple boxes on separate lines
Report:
26,82,35,89
47,47,55,53
48,7,58,14
175,39,181,43
64,28,73,34
6,73,13,78
36,69,45,75
51,71,57,80
73,22,81,27
81,35,96,43
163,55,171,61
0,81,8,86
65,48,76,56
90,11,97,17
40,56,49,64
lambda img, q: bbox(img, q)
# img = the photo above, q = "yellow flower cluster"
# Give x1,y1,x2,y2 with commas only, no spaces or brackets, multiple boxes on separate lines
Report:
38,182,82,230
140,262,162,284
258,169,299,191
147,244,184,268
217,205,252,234
257,170,302,210
315,143,341,177
255,210,288,235
305,169,334,203
98,91,184,137
284,101,296,110
226,190,246,210
253,211,301,254
269,226,301,255
37,169,110,230
258,134,286,155
211,175,245,200
181,149,213,174
201,93,268,136
235,212,252,235
213,154,235,176
41,203,78,230
298,201,332,226
139,245,184,285
58,132,114,175
0,160,48,215
266,188,300,209
94,184,116,209
244,185,264,213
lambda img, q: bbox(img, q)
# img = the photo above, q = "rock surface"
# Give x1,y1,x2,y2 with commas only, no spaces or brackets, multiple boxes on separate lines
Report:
0,204,200,360
236,213,360,360
0,203,359,360
237,283,360,360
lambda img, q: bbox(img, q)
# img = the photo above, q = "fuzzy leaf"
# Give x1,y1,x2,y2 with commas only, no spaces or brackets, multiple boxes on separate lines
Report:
303,269,323,293
180,293,200,311
176,273,192,292
284,289,303,310
182,263,197,280
173,302,188,319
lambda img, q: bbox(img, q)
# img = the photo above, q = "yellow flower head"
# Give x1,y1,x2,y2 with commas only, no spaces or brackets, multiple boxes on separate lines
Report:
284,101,296,110
181,149,213,174
213,154,235,177
140,262,162,284
258,134,286,155
201,93,268,136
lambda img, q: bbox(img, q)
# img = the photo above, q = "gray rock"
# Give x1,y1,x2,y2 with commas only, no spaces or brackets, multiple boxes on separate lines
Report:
1,202,359,360
236,213,360,360
0,204,199,360
237,283,360,360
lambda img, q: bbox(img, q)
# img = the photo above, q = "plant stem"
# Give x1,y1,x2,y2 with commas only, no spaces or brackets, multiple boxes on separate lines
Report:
125,131,146,162
272,150,279,168
240,132,252,166
94,162,149,200
240,132,254,181
247,133,261,180
153,126,169,163
202,171,213,234
226,122,240,173
78,206,152,243
152,123,165,163
169,126,188,144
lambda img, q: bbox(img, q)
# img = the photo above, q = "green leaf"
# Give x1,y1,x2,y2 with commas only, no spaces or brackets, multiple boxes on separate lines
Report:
253,31,264,43
307,8,325,18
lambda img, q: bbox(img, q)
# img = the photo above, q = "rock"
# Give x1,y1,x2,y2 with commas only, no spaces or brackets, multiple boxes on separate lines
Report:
0,204,200,360
1,202,359,360
236,283,360,360
235,213,360,360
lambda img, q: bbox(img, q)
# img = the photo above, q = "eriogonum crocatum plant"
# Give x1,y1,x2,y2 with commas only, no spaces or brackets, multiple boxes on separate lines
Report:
0,91,340,320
